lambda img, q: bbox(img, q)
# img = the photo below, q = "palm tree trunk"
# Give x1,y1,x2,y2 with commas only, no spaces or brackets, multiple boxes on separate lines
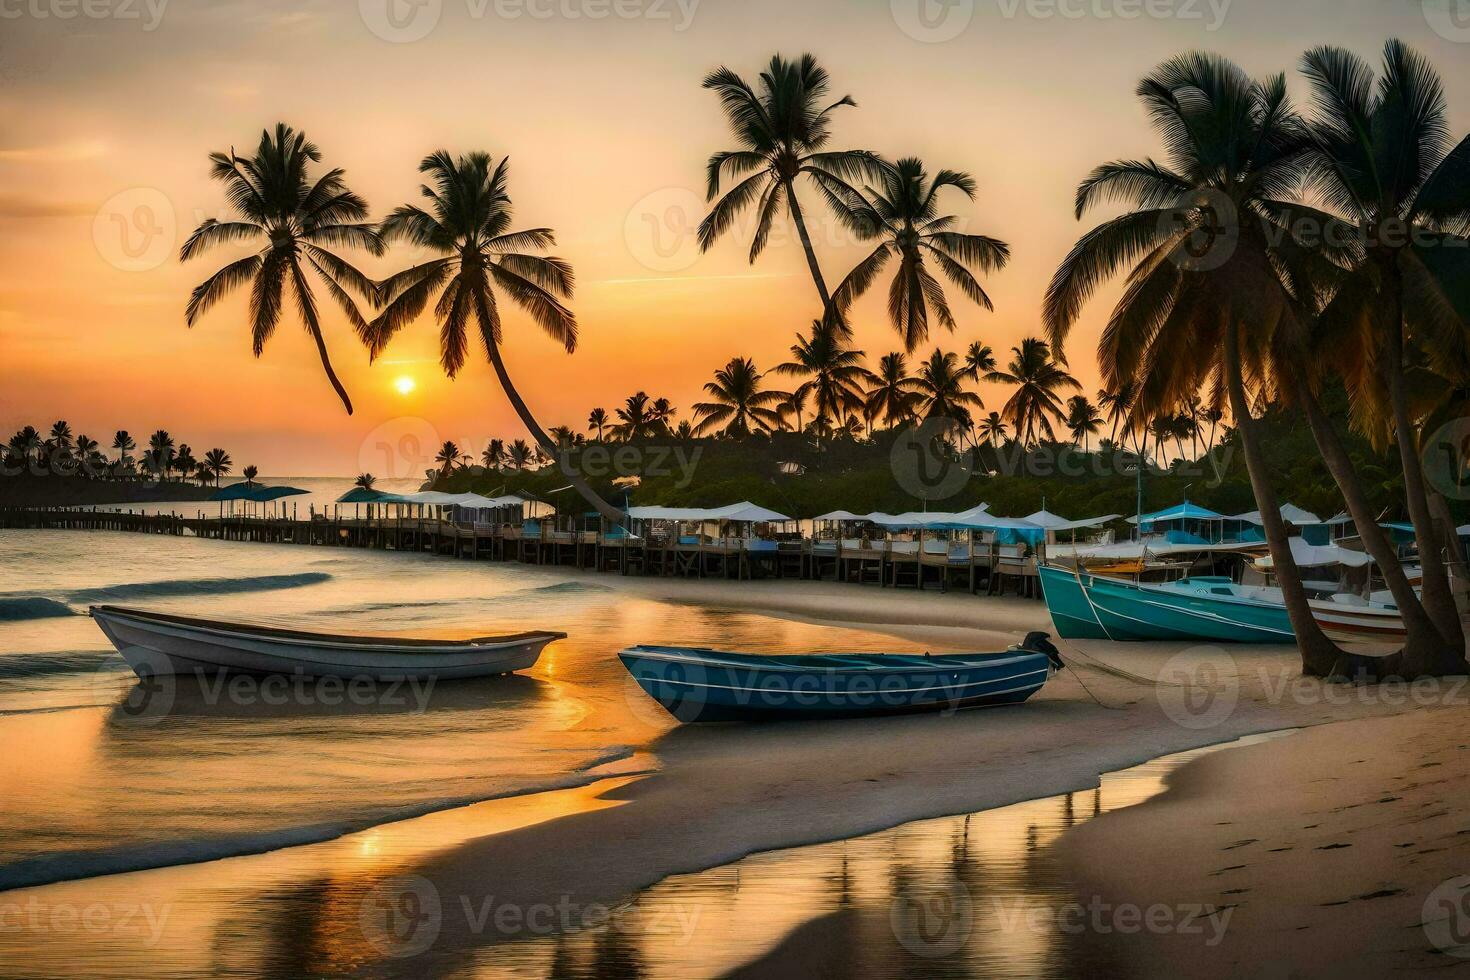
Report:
486,338,625,525
1382,319,1463,648
782,179,831,309
1293,370,1462,675
1224,325,1343,676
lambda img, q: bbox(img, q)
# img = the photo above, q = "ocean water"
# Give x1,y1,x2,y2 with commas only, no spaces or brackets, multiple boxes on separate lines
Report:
0,514,934,895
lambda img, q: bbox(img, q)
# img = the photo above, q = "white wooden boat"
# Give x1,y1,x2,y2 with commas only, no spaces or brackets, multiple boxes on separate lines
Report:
90,605,564,681
1310,594,1409,643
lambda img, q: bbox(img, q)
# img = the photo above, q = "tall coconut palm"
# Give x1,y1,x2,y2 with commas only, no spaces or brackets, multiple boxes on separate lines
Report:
1295,39,1470,656
434,440,465,476
699,54,877,310
978,411,1008,447
506,439,533,470
779,386,811,434
651,398,676,435
984,339,1079,447
174,444,197,483
368,150,622,523
774,321,875,437
1097,385,1134,446
693,357,784,437
111,431,136,478
182,123,383,415
72,434,99,476
1042,53,1349,674
203,448,232,487
825,158,1010,351
865,352,922,430
1065,395,1103,452
963,341,996,381
148,430,175,481
612,392,658,441
587,408,608,442
482,440,504,471
913,349,982,437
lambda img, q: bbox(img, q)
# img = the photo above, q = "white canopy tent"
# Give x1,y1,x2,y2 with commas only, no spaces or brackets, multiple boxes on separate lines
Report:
1231,504,1323,526
1253,538,1373,570
1022,509,1122,533
625,501,793,524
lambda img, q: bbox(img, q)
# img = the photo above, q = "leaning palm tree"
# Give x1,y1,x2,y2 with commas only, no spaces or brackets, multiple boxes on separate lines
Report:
1295,39,1470,656
693,357,784,437
182,123,383,414
984,339,1079,447
913,349,982,438
587,408,608,442
368,151,622,523
699,53,878,309
1042,53,1349,674
864,352,922,430
203,448,233,487
826,158,1010,351
1065,395,1103,452
773,321,875,439
111,431,136,479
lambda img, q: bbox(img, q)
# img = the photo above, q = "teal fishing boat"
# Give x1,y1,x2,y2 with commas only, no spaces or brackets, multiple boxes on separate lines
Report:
1037,566,1295,643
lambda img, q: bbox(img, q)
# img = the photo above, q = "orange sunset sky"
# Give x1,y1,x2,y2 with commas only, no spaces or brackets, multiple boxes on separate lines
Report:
3,0,1468,475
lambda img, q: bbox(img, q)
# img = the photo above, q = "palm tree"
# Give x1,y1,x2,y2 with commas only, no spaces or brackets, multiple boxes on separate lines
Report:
963,341,996,381
693,357,784,437
6,426,42,473
1042,53,1345,673
864,352,922,430
984,338,1079,447
1294,39,1470,657
1065,395,1103,452
203,448,232,487
548,425,577,447
181,123,383,414
612,392,658,441
1097,385,1133,446
242,464,259,485
913,349,982,437
778,386,810,434
368,150,622,523
826,158,1010,351
506,439,533,470
354,472,376,490
174,444,197,483
978,411,1007,447
434,440,464,476
111,431,136,478
651,398,676,435
73,434,100,476
587,407,608,442
148,430,175,481
483,439,504,471
773,321,875,438
699,53,877,310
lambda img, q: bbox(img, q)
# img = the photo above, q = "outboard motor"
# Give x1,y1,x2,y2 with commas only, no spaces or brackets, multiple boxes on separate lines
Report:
1022,631,1065,670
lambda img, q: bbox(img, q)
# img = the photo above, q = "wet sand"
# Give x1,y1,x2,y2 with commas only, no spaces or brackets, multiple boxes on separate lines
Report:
1051,706,1470,977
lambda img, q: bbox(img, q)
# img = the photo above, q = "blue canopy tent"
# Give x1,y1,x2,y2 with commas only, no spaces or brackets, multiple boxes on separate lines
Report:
209,483,308,518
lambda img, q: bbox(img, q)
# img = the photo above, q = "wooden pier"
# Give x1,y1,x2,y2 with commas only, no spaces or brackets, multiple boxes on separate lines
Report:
0,507,1041,597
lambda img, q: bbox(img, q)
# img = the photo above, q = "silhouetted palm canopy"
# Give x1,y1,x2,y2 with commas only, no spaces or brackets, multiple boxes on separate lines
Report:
1065,395,1103,449
985,339,1080,446
827,158,1010,351
914,349,982,432
182,123,383,415
699,54,877,306
693,357,783,437
865,352,922,428
612,393,658,441
774,321,875,431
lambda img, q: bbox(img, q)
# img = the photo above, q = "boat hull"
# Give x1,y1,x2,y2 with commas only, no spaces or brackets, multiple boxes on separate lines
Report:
1039,566,1294,643
90,605,562,681
619,645,1055,722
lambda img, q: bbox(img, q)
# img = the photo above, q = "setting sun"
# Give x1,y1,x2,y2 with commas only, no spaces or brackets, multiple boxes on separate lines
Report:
393,376,416,397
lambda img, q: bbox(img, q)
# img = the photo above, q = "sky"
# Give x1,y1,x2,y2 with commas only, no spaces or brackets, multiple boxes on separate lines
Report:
2,0,1468,475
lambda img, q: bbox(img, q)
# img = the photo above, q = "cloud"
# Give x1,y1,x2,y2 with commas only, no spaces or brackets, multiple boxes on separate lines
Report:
0,195,94,219
0,141,109,164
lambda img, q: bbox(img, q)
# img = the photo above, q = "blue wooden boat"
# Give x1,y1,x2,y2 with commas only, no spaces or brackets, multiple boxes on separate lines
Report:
1038,565,1295,643
618,634,1063,722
